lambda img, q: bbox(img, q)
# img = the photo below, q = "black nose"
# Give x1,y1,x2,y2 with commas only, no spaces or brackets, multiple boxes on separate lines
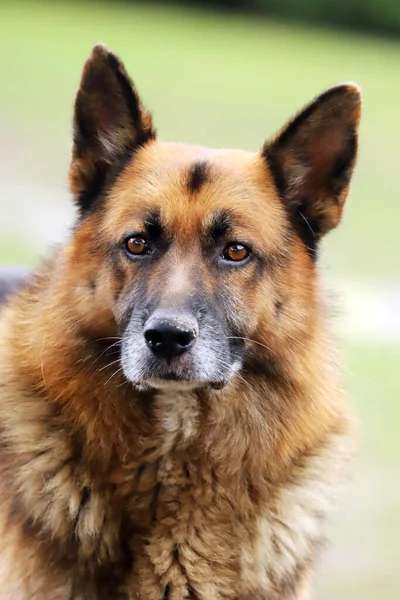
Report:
143,312,198,359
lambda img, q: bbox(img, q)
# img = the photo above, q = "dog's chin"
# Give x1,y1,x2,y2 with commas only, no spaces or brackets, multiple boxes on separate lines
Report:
132,377,227,393
121,356,242,393
146,378,203,391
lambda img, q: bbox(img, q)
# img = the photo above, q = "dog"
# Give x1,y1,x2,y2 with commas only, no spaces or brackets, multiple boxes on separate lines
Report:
0,43,361,599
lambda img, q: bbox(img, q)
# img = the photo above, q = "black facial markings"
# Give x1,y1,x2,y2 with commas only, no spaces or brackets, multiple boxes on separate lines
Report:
112,213,167,282
203,209,286,275
187,161,210,193
143,209,163,239
208,209,233,240
202,209,234,259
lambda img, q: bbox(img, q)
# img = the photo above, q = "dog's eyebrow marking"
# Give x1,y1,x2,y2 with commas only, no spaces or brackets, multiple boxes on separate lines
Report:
187,161,210,193
144,210,163,237
208,209,233,239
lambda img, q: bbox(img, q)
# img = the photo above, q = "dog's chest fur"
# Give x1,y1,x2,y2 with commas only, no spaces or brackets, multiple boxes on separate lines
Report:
0,374,348,600
58,390,345,600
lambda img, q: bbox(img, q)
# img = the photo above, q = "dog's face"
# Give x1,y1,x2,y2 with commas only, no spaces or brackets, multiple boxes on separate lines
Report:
68,44,361,391
99,144,290,390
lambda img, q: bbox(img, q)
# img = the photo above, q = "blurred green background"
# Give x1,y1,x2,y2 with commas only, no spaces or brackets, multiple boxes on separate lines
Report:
0,1,399,598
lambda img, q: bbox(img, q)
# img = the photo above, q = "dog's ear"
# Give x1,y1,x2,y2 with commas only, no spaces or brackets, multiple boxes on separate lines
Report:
69,43,155,212
263,83,361,254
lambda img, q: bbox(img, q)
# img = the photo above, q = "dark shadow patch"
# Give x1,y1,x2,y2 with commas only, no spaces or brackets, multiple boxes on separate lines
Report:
292,210,320,258
187,584,200,599
187,161,210,193
330,130,357,194
110,246,126,294
242,353,289,389
275,299,284,316
73,486,91,530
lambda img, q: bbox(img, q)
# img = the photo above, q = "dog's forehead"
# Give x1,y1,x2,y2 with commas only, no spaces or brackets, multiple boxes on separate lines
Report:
104,140,286,241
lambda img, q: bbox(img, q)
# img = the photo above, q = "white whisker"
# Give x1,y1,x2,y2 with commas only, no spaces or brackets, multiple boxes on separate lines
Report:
99,358,121,373
104,367,124,386
225,336,273,353
299,211,315,237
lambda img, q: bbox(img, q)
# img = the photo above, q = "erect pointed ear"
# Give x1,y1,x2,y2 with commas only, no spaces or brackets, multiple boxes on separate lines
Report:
69,43,155,213
263,83,362,254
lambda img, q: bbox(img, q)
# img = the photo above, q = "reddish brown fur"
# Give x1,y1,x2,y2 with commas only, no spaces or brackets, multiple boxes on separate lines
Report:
0,45,361,599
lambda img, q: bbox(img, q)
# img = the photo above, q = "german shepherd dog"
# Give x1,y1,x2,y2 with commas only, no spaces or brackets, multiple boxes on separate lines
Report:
0,44,361,599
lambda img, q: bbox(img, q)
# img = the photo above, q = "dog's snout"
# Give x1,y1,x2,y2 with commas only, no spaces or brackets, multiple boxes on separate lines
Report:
144,312,198,359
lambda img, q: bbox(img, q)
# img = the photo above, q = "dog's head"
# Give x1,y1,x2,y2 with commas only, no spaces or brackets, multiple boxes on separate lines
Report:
68,44,361,391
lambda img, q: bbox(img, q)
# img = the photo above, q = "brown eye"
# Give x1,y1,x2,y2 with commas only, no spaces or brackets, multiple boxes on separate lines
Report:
224,243,250,262
125,236,147,256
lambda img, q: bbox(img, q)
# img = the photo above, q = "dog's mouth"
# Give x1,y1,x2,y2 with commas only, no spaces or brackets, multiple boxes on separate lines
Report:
142,374,227,392
126,360,233,392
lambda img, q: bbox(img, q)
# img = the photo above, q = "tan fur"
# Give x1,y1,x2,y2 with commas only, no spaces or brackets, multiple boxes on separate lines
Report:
0,45,360,599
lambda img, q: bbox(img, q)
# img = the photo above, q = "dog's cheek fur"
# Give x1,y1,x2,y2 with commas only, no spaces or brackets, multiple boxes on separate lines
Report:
61,221,119,338
220,235,316,374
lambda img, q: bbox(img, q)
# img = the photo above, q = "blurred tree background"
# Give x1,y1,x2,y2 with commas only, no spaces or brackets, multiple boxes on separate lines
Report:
0,1,399,599
152,0,400,34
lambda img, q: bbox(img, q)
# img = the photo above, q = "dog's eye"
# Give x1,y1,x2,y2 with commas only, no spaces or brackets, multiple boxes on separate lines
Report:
223,243,250,262
125,236,147,256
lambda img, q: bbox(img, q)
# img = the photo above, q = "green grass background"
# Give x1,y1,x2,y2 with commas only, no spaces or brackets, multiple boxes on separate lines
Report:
0,2,399,598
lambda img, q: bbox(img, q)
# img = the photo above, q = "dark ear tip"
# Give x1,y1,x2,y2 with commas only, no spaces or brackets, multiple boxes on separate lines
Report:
332,82,362,104
81,43,124,82
322,82,362,115
90,42,111,60
340,81,362,98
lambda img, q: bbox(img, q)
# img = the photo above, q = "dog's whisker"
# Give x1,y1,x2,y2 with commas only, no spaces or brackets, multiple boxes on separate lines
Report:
225,336,273,354
214,358,250,388
104,367,124,387
92,340,122,362
98,358,122,373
